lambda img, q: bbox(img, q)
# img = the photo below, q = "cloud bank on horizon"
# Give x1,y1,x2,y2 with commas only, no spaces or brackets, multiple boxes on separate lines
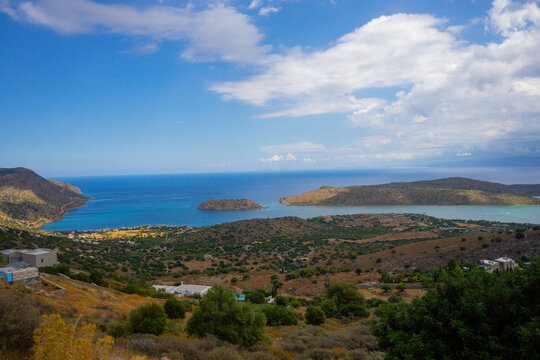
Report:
1,0,540,172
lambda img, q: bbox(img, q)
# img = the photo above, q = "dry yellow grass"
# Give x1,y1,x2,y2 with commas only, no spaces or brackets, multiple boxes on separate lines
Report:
35,275,162,319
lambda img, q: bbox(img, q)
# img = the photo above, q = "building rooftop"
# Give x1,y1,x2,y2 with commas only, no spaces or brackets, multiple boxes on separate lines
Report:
8,261,33,268
1,248,54,255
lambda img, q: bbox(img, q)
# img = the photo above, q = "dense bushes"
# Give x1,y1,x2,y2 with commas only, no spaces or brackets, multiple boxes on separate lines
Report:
129,303,167,335
277,325,381,359
164,298,186,319
261,305,298,326
243,289,268,304
324,282,369,318
107,319,133,338
186,285,266,346
41,263,108,287
0,289,40,351
374,257,540,359
305,306,326,325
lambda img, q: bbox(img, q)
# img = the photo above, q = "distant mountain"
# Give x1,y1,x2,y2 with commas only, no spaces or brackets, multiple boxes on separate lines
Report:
198,199,263,210
280,177,540,206
0,167,91,225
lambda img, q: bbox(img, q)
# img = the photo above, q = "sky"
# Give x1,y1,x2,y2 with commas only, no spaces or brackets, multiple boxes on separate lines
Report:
1,0,540,176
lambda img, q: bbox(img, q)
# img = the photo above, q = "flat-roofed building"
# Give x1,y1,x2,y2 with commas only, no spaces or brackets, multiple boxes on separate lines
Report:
479,260,499,273
1,249,57,268
0,266,40,287
153,283,211,297
495,257,515,271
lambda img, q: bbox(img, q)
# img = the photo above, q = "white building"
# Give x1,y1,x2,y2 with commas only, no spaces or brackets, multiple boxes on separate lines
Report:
153,283,211,297
479,257,516,273
495,257,516,271
479,260,499,273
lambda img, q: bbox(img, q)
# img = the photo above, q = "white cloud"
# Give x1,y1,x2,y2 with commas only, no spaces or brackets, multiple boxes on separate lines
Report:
213,0,540,162
302,157,315,163
0,0,270,64
456,152,472,156
260,141,326,154
259,6,279,16
285,153,296,161
260,154,283,162
488,0,540,36
248,0,262,9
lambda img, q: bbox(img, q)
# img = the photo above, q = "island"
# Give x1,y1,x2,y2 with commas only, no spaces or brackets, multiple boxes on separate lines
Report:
280,177,540,206
0,167,91,226
197,199,263,210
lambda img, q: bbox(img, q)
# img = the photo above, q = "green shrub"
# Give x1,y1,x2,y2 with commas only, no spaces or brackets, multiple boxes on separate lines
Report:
396,283,408,292
243,289,267,304
108,320,133,338
321,298,338,318
129,303,167,335
164,298,186,319
305,306,326,325
186,285,265,346
262,305,297,326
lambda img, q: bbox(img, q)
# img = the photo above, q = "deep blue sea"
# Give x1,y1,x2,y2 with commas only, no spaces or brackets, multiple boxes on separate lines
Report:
40,168,540,231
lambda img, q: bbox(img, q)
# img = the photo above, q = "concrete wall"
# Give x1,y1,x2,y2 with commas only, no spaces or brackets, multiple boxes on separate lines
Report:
22,250,57,268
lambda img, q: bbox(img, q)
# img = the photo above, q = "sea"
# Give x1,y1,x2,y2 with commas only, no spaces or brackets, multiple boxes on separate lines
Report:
40,168,540,231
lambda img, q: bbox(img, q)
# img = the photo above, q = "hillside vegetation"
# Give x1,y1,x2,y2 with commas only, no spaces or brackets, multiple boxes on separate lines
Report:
280,177,540,206
0,167,90,225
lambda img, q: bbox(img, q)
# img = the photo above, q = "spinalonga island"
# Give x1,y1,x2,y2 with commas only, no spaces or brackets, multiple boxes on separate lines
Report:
197,199,263,210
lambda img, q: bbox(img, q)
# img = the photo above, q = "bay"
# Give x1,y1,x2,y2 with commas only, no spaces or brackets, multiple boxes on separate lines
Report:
40,168,540,231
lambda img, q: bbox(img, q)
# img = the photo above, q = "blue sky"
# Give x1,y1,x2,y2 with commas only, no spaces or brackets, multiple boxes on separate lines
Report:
1,0,539,176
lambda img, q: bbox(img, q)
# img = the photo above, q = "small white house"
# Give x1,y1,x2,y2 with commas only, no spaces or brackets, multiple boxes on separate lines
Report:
153,283,211,297
495,257,515,271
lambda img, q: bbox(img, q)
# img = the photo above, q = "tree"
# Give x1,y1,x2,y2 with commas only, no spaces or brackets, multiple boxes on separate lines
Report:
381,284,392,293
262,305,297,326
244,289,267,304
396,283,408,292
374,256,540,360
305,305,326,325
0,289,40,351
270,274,283,298
129,303,167,335
326,282,364,306
321,298,338,318
186,285,266,346
164,298,186,319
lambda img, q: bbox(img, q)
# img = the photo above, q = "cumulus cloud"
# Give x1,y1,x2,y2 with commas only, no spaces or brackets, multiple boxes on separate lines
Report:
0,0,270,64
259,152,297,162
213,0,540,162
260,154,283,162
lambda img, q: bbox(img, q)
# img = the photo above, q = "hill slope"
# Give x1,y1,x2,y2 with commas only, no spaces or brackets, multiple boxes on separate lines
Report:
280,177,540,206
0,167,91,224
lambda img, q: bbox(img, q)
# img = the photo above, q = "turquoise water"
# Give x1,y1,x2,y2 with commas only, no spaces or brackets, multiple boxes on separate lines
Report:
40,169,540,231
